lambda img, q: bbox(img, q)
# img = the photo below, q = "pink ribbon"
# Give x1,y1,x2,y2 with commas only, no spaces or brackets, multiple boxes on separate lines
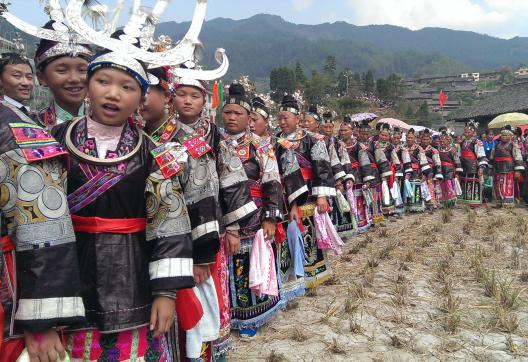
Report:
314,211,344,255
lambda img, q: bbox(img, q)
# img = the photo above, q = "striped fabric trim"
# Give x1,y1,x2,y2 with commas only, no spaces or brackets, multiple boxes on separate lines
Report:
223,201,258,225
191,220,220,241
312,186,337,197
287,185,309,205
16,297,85,321
149,258,194,280
333,171,346,180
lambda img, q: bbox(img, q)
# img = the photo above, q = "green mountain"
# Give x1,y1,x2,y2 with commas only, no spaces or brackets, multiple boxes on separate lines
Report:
3,14,527,80
156,14,528,79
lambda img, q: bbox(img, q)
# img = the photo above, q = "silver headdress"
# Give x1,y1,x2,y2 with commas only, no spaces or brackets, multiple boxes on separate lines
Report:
64,0,229,80
0,0,83,45
1,1,92,68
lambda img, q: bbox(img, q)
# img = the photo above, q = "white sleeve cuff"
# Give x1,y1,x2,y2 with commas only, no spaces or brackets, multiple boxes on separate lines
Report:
312,186,336,197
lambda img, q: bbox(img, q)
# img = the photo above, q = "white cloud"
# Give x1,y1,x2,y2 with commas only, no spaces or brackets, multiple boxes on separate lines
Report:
345,0,528,38
292,0,314,12
321,12,338,23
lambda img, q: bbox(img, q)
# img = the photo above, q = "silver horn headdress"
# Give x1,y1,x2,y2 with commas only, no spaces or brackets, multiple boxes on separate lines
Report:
65,0,229,80
1,0,93,68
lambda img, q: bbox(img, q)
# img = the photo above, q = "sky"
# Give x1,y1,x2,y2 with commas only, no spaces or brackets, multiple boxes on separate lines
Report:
7,0,528,39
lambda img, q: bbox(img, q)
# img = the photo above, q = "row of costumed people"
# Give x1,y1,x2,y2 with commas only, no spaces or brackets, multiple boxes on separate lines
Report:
0,2,348,362
1,3,525,362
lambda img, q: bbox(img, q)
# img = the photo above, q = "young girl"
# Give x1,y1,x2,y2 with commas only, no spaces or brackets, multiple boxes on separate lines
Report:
35,21,92,129
52,49,195,361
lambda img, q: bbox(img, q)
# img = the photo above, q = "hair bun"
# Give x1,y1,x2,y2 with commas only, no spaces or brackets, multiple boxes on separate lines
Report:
228,83,246,97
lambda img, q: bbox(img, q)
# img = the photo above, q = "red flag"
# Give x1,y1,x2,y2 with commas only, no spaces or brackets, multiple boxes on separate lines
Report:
212,81,219,109
439,89,449,110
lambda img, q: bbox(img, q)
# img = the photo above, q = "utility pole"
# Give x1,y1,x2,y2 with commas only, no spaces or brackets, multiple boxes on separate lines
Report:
344,72,350,96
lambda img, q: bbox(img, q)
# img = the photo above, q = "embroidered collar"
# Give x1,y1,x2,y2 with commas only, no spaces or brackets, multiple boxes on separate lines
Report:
65,117,143,167
55,101,84,123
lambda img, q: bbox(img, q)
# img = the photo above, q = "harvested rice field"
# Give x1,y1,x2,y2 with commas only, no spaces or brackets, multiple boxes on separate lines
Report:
230,205,528,361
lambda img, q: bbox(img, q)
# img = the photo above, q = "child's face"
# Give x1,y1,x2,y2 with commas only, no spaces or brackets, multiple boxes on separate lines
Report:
38,56,88,108
88,68,143,126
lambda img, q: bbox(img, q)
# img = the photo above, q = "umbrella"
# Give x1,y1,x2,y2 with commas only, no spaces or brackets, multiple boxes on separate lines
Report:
407,125,438,136
350,113,378,122
488,113,528,128
376,118,410,130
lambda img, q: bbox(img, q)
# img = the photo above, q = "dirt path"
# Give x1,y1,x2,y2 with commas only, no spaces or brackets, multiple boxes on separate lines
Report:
230,206,528,361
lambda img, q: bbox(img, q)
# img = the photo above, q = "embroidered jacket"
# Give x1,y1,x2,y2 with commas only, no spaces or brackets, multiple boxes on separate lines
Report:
35,101,84,130
345,140,376,184
53,117,194,332
422,145,443,179
438,146,462,180
490,141,525,174
406,144,431,178
0,100,84,339
276,129,335,199
148,117,257,265
231,132,284,236
271,136,309,207
460,138,488,174
326,136,355,182
375,140,401,179
393,143,411,177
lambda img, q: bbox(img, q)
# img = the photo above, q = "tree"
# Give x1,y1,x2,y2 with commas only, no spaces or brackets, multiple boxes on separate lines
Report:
362,70,375,93
376,78,389,99
304,71,333,104
415,103,432,128
404,104,415,121
270,67,296,102
498,66,514,84
324,55,337,79
294,61,307,86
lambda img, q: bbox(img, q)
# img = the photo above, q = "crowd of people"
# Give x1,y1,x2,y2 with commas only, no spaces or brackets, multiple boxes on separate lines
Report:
0,2,526,362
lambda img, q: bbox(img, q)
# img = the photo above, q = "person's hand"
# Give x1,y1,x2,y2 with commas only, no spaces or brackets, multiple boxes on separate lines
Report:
24,329,65,362
262,218,276,240
193,265,210,285
289,203,301,224
346,180,354,190
226,231,241,255
316,196,328,214
150,296,176,338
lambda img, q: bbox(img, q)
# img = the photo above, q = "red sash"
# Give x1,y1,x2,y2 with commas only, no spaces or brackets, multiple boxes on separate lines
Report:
300,167,313,181
176,289,204,331
411,163,419,169
441,161,455,167
249,185,263,199
461,150,477,160
494,156,513,162
351,162,360,168
275,223,286,244
389,163,396,188
71,215,146,234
